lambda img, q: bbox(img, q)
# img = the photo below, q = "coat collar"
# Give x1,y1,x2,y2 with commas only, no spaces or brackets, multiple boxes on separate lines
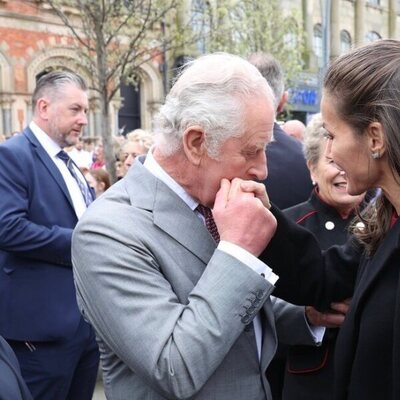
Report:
124,161,216,265
352,218,400,306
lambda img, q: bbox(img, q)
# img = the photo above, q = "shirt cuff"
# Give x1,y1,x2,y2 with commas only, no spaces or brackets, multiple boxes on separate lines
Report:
303,313,326,344
218,240,279,285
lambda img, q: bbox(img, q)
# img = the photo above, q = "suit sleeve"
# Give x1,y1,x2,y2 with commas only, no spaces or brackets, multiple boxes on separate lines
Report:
0,144,72,266
272,297,321,346
261,205,361,309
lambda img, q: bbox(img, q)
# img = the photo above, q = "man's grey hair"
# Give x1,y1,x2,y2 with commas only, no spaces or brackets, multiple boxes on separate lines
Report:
32,70,87,110
154,52,274,158
247,52,284,109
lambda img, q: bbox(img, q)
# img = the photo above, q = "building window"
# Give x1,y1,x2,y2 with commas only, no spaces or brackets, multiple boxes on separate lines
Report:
365,31,381,42
340,30,352,54
313,23,323,67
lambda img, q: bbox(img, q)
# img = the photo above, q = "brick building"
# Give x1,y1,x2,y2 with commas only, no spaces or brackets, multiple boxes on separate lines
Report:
0,0,164,138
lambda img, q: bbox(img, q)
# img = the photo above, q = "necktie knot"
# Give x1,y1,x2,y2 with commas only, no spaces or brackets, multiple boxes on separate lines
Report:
57,150,71,164
197,204,220,244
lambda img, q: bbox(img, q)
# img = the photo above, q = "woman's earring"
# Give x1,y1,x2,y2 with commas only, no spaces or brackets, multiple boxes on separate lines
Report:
371,151,381,159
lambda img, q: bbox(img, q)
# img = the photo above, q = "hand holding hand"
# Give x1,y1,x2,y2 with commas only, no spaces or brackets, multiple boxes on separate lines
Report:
213,178,277,256
305,298,351,328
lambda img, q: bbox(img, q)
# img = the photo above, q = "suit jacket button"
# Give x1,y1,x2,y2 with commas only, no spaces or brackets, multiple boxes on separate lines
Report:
247,306,256,314
256,290,265,299
241,314,251,324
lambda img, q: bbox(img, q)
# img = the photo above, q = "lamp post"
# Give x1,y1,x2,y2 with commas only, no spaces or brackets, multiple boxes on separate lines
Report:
320,0,331,74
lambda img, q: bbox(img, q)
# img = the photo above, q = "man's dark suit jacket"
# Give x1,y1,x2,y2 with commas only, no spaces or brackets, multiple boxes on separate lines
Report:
0,336,32,400
263,123,313,209
0,127,82,341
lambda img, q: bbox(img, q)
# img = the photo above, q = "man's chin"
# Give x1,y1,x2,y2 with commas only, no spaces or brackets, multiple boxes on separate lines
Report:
66,133,81,147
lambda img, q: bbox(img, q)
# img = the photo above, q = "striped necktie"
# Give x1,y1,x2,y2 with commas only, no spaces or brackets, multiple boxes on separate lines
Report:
57,150,93,206
197,204,220,244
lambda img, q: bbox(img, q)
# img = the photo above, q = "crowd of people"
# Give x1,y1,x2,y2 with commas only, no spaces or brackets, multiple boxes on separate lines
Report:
1,38,400,400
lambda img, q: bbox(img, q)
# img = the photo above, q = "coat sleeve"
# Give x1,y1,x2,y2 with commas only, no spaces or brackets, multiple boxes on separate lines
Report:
0,144,72,266
272,296,321,346
261,205,361,309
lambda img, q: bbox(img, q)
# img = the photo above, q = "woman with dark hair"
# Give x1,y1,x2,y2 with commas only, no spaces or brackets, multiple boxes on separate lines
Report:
261,39,400,400
280,113,365,400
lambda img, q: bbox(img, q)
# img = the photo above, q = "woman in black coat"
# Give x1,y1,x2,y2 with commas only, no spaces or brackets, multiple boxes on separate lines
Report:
281,114,365,400
262,39,400,400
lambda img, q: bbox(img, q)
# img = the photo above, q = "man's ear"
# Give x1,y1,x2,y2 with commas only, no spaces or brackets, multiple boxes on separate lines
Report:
36,97,51,121
367,121,386,158
182,126,207,166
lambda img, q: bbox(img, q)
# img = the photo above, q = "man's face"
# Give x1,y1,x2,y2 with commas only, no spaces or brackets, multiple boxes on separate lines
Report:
46,84,88,148
198,96,274,207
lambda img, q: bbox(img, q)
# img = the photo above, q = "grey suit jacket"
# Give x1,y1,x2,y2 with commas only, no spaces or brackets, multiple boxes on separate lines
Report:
72,161,315,400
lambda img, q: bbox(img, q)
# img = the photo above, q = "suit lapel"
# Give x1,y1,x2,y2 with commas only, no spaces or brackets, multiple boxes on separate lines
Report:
24,128,75,209
126,162,216,265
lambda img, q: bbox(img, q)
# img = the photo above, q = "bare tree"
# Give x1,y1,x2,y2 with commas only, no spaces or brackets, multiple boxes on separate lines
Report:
45,0,201,182
209,0,305,84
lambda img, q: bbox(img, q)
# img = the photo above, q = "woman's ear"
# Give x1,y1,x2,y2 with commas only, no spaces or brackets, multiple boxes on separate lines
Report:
307,160,318,185
182,126,206,166
367,121,386,158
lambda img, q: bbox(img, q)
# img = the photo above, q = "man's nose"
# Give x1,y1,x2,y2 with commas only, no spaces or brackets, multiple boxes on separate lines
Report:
79,112,88,125
251,151,268,181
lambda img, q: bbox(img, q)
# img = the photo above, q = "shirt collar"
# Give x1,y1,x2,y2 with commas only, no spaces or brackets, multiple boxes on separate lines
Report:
29,121,61,157
143,147,198,211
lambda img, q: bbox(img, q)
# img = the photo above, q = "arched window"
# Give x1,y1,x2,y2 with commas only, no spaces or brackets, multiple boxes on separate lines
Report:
365,31,381,42
340,30,352,54
118,76,141,135
313,24,323,67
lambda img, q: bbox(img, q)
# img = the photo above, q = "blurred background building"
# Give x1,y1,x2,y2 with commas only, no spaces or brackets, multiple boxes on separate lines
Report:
0,0,398,138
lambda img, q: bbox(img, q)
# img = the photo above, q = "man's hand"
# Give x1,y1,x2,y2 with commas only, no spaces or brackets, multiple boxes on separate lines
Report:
305,298,351,328
213,178,277,256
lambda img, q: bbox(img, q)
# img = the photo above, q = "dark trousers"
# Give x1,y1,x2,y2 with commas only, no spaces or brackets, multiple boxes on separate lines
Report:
7,318,99,400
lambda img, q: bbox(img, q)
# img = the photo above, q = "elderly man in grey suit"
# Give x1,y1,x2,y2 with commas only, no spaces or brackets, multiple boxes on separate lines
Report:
72,53,318,400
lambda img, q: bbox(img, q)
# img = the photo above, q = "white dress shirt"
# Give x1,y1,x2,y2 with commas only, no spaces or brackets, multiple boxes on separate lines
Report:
29,121,88,219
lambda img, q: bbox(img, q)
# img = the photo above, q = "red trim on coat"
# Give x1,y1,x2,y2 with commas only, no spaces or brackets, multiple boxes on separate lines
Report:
287,347,330,374
296,210,318,225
